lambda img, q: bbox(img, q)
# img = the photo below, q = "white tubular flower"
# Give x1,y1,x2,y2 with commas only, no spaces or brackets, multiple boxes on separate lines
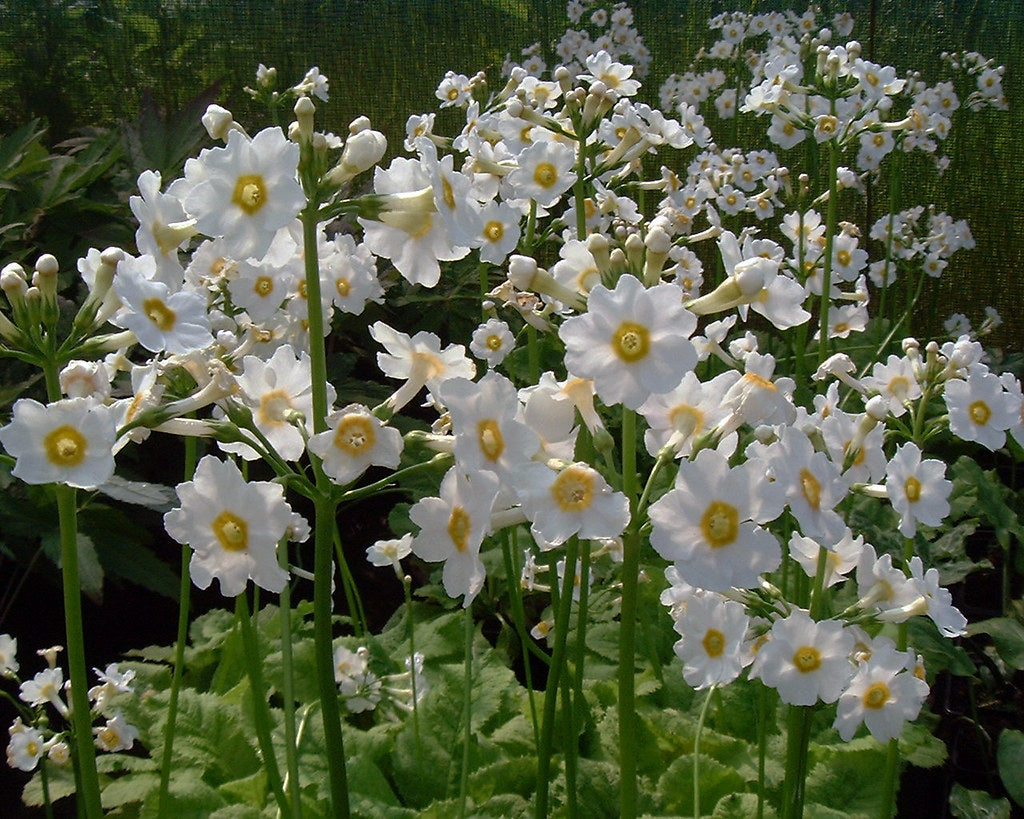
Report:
7,724,45,772
673,593,751,689
834,641,927,742
945,370,1020,451
0,397,117,490
884,442,951,538
470,318,515,367
94,711,140,753
111,268,213,355
506,141,578,209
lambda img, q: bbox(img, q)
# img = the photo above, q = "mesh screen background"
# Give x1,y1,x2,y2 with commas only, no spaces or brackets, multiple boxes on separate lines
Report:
0,0,1020,351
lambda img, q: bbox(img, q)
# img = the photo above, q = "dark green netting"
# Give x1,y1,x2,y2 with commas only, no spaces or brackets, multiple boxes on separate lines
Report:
0,0,1020,349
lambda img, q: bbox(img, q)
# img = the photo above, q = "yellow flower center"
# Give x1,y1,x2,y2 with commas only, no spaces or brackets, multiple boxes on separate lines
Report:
800,468,822,511
254,276,274,297
485,334,503,351
669,404,704,438
533,162,558,189
477,419,505,462
793,646,821,673
232,174,268,215
212,510,249,552
259,389,293,425
44,425,87,468
837,249,851,267
743,371,777,391
888,375,910,400
99,727,119,749
447,506,471,552
483,220,504,242
968,400,992,426
702,628,726,658
865,72,880,87
143,298,176,331
873,133,886,147
862,681,890,709
612,321,650,363
725,194,737,206
701,500,739,548
26,740,39,757
333,415,375,455
440,175,456,211
335,278,351,298
904,475,922,503
210,257,230,277
551,465,594,513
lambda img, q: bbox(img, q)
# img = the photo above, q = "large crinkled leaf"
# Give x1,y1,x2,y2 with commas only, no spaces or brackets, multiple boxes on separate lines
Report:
804,747,887,817
966,617,1024,670
996,728,1024,807
948,782,1012,819
655,753,748,817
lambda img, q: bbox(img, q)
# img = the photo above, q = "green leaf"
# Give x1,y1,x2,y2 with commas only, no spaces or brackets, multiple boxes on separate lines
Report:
655,754,748,817
96,475,176,510
966,617,1024,669
101,770,160,809
804,747,887,817
996,728,1024,807
712,792,778,819
948,782,1011,819
22,760,77,807
899,718,948,768
908,618,977,677
951,458,1024,549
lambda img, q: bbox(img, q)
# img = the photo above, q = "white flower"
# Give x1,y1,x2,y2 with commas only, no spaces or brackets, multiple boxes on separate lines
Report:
507,141,578,209
751,610,854,706
307,404,403,486
6,724,45,772
945,371,1020,451
0,397,117,490
560,275,697,410
0,635,17,677
183,128,305,261
366,534,413,570
164,455,295,596
94,711,140,752
515,461,629,548
371,321,475,413
908,556,967,637
834,641,927,742
470,318,515,367
672,593,750,689
410,467,501,606
649,448,782,591
112,268,213,354
884,442,951,537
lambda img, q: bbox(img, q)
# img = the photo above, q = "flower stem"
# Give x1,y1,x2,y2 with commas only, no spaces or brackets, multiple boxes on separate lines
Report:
694,684,717,819
300,204,351,816
157,435,198,818
278,544,303,818
619,407,640,819
817,138,840,370
234,595,290,817
457,604,474,819
535,538,579,819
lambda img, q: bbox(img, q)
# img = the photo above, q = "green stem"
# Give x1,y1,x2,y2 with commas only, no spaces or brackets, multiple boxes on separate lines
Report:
300,204,351,817
693,685,717,819
619,407,640,819
278,544,303,818
502,532,540,749
457,605,474,819
234,595,290,817
402,576,422,753
781,704,813,819
535,539,579,819
756,683,769,819
332,523,367,637
157,435,198,818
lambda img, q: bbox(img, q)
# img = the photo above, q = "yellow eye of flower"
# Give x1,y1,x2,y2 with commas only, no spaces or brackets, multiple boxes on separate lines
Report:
862,681,890,709
968,400,992,426
44,425,87,467
551,466,594,513
254,276,274,297
333,415,375,455
485,334,503,351
701,500,739,548
533,162,558,189
702,628,726,658
793,646,821,673
483,221,504,242
232,174,267,215
143,298,176,331
447,506,471,552
476,419,504,462
212,510,248,552
441,175,456,211
259,389,293,425
335,278,351,298
904,475,922,502
612,321,650,362
800,468,822,511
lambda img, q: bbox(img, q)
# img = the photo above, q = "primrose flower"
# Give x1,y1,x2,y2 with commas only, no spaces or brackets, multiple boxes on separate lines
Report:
834,641,927,742
884,442,951,537
751,609,855,706
470,318,515,367
19,668,68,716
560,275,697,410
944,370,1020,451
112,267,213,355
6,724,45,772
371,321,475,413
649,448,782,591
507,140,578,209
410,467,500,607
164,455,295,596
93,711,140,753
672,592,751,690
0,635,17,677
0,397,117,490
182,128,305,261
307,404,403,486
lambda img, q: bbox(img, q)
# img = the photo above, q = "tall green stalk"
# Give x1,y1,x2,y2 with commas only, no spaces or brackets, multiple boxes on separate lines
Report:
42,363,102,818
278,544,303,818
157,435,198,817
817,138,840,370
300,204,350,816
618,407,640,819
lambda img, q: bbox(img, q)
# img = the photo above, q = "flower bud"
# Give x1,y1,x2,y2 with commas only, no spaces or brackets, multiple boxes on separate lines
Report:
326,128,388,187
294,96,315,143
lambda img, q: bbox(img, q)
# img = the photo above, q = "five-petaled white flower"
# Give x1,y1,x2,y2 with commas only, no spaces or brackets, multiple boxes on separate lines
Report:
164,455,296,597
